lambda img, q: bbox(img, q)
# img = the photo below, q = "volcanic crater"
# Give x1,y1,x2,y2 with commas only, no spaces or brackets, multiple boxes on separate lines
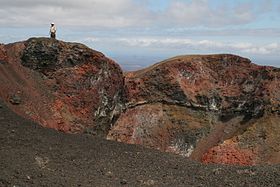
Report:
1,38,280,167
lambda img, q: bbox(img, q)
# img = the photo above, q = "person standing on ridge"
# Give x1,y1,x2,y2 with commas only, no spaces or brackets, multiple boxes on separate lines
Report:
50,23,56,39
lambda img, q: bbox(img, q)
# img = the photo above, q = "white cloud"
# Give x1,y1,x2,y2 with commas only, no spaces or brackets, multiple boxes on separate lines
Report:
163,28,280,38
88,36,280,55
231,43,253,50
266,43,279,49
0,0,153,27
1,0,280,65
0,0,279,28
159,0,259,27
243,47,269,55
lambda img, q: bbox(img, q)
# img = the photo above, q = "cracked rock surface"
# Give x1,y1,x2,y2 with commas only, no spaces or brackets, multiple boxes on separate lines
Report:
1,39,280,166
109,54,280,165
0,38,125,135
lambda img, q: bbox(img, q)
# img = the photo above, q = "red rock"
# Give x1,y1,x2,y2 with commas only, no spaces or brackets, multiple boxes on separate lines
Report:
108,54,280,165
0,38,124,135
201,140,257,165
2,38,280,166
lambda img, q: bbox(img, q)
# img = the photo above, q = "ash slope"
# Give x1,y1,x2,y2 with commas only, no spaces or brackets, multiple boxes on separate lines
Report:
0,101,280,187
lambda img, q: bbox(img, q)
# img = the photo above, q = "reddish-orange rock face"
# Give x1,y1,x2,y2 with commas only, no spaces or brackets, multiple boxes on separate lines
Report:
201,140,257,166
1,39,280,166
124,55,280,109
109,54,280,165
0,38,124,135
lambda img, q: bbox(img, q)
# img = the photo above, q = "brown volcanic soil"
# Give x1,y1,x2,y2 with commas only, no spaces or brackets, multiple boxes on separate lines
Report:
1,101,280,187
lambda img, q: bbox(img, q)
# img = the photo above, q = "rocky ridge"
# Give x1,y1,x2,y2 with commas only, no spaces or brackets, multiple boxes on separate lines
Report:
108,54,280,165
0,38,124,135
1,38,280,165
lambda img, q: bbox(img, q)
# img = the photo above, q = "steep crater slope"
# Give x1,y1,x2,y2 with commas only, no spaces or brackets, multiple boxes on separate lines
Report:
1,100,280,186
0,38,124,135
108,54,280,165
1,38,280,166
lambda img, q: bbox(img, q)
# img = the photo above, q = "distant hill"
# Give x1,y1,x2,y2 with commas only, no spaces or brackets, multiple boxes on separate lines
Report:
109,54,280,165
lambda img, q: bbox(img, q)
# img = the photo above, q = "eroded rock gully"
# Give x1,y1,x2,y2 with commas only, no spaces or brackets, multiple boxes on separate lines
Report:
108,54,280,165
1,39,280,165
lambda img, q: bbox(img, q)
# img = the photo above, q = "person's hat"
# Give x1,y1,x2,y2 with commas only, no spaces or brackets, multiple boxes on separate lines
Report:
51,22,55,25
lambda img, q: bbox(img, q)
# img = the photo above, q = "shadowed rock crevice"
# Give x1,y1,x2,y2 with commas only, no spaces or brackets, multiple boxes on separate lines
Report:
0,37,125,136
1,99,280,186
1,39,280,166
109,54,280,165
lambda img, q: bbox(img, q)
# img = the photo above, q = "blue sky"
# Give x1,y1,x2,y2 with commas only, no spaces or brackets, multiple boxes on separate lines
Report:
0,0,279,70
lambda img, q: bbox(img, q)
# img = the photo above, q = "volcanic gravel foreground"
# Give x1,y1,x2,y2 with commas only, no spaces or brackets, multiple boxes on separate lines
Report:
1,101,280,187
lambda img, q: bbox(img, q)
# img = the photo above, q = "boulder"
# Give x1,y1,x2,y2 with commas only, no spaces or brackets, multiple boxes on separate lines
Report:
0,38,125,135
